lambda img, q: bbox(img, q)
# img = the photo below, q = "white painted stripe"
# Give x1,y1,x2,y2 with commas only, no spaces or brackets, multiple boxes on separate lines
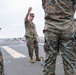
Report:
2,46,26,58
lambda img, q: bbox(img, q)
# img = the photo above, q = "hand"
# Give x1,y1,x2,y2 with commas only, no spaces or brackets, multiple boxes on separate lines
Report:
37,37,40,42
28,7,32,13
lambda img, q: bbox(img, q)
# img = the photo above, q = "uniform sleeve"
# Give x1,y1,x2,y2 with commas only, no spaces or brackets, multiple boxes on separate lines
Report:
24,20,29,29
72,0,76,10
24,19,29,25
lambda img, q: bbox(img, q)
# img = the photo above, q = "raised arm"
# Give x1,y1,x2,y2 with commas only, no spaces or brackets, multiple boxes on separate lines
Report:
24,7,32,22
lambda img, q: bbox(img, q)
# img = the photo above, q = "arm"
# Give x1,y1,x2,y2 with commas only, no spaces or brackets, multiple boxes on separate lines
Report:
34,29,40,41
24,7,32,22
34,29,38,37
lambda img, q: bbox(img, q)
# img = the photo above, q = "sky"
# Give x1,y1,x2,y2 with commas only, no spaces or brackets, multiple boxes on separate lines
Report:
0,0,76,38
0,0,45,38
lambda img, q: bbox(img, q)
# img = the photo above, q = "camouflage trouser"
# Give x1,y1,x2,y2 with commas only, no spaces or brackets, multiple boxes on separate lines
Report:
74,40,76,68
74,32,76,60
43,31,75,75
73,39,76,61
25,37,39,57
74,32,76,67
0,48,4,75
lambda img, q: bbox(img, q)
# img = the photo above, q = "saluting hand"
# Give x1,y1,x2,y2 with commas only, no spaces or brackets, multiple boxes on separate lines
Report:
28,7,32,13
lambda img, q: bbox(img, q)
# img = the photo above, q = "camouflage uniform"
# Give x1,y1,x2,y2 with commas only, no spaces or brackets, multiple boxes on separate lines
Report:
24,21,39,57
74,19,76,65
0,47,4,75
42,0,76,75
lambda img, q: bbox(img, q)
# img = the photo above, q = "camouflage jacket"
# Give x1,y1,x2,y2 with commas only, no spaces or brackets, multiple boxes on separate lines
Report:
24,20,36,38
42,0,76,33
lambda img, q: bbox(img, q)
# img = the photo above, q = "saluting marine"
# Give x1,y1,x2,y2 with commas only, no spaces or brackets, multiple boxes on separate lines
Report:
24,7,40,63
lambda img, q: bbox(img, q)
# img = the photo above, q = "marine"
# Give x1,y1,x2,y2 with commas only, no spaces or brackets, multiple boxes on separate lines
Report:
0,48,4,75
42,0,76,75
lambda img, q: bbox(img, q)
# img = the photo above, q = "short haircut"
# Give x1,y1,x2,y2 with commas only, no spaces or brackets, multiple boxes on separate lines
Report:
30,13,34,17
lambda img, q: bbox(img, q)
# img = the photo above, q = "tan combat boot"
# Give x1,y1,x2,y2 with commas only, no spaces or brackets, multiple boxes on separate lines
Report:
36,55,41,61
30,57,34,63
45,57,49,61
